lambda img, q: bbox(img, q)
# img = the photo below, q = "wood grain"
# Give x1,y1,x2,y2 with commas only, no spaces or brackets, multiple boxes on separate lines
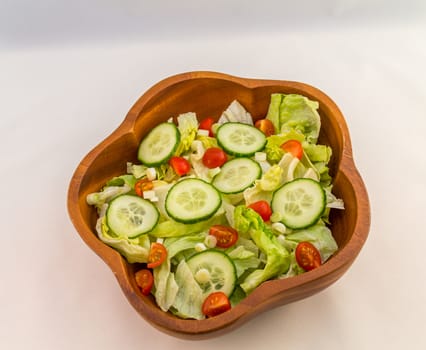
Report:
67,71,370,339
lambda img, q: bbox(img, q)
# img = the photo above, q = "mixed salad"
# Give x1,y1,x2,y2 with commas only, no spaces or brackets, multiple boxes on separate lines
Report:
87,93,344,319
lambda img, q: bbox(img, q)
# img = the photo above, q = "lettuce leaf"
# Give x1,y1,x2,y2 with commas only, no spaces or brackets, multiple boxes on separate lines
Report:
234,206,290,293
171,260,205,320
149,210,226,238
279,94,321,143
284,222,338,262
264,130,305,164
95,216,150,263
174,112,198,156
218,100,253,125
265,93,283,134
153,233,206,312
86,184,131,209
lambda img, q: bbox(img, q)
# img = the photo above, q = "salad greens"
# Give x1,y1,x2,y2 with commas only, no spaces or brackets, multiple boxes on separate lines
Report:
87,94,344,319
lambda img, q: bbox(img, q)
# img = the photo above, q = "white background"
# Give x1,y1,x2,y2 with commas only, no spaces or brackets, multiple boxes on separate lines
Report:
1,1,425,349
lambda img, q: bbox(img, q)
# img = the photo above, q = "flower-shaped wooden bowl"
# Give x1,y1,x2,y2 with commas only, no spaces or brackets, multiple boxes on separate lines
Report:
67,71,370,339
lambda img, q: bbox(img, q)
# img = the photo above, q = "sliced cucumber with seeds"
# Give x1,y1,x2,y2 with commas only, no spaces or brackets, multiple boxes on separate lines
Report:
165,178,222,224
216,122,266,156
271,178,326,229
106,195,159,238
138,122,180,166
212,158,261,194
187,250,237,298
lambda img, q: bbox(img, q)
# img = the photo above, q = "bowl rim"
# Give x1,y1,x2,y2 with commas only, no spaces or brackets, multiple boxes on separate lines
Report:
67,71,370,338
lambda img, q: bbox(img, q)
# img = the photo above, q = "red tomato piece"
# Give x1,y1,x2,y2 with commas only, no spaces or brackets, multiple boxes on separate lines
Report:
199,117,215,136
248,200,272,222
169,156,191,176
295,241,322,271
202,292,231,317
135,269,154,295
147,242,168,268
280,140,303,160
254,119,275,136
134,178,154,197
209,225,238,248
202,147,227,168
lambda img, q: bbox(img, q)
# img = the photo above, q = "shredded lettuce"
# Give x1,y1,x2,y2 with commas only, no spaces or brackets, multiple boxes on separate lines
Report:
218,100,254,125
174,112,198,156
171,260,205,319
153,233,206,313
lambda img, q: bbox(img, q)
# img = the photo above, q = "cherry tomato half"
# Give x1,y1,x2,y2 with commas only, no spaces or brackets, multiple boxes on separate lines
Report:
248,200,272,222
135,269,154,295
209,225,238,248
134,178,154,197
169,156,191,176
255,119,275,137
202,292,231,317
147,242,168,269
202,147,227,168
295,241,322,271
280,140,303,160
199,117,215,136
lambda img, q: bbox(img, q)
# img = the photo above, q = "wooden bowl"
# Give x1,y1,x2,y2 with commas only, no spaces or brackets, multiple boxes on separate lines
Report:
67,71,370,339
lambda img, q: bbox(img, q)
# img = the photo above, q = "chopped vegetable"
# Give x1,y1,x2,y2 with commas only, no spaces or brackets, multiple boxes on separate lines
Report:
147,242,168,268
247,200,272,222
209,225,238,248
86,95,343,319
169,156,191,176
135,269,154,295
199,117,215,136
255,119,275,136
202,147,227,168
295,241,322,271
281,139,303,160
202,292,231,317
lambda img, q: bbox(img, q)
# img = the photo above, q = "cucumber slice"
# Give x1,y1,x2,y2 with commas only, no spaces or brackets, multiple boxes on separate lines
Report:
138,122,180,166
212,158,261,194
271,178,326,229
106,195,159,238
165,178,222,224
187,250,237,297
216,122,266,156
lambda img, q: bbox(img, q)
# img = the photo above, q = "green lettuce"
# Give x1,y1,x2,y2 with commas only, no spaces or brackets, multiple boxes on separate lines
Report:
303,142,332,163
266,94,321,144
218,100,253,125
226,245,261,278
285,222,338,262
234,206,290,293
265,93,283,134
174,112,198,156
171,260,205,320
126,163,148,179
86,184,131,209
95,217,150,263
149,209,226,238
153,233,206,312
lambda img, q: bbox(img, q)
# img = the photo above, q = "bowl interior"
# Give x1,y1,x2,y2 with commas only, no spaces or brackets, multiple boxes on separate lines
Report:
69,72,368,338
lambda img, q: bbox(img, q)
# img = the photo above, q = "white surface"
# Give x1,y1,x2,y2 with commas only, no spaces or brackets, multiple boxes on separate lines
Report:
1,1,426,349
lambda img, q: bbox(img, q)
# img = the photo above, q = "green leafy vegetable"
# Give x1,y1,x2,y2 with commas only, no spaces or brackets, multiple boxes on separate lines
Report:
234,206,290,293
174,112,199,156
266,94,321,144
96,217,150,263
